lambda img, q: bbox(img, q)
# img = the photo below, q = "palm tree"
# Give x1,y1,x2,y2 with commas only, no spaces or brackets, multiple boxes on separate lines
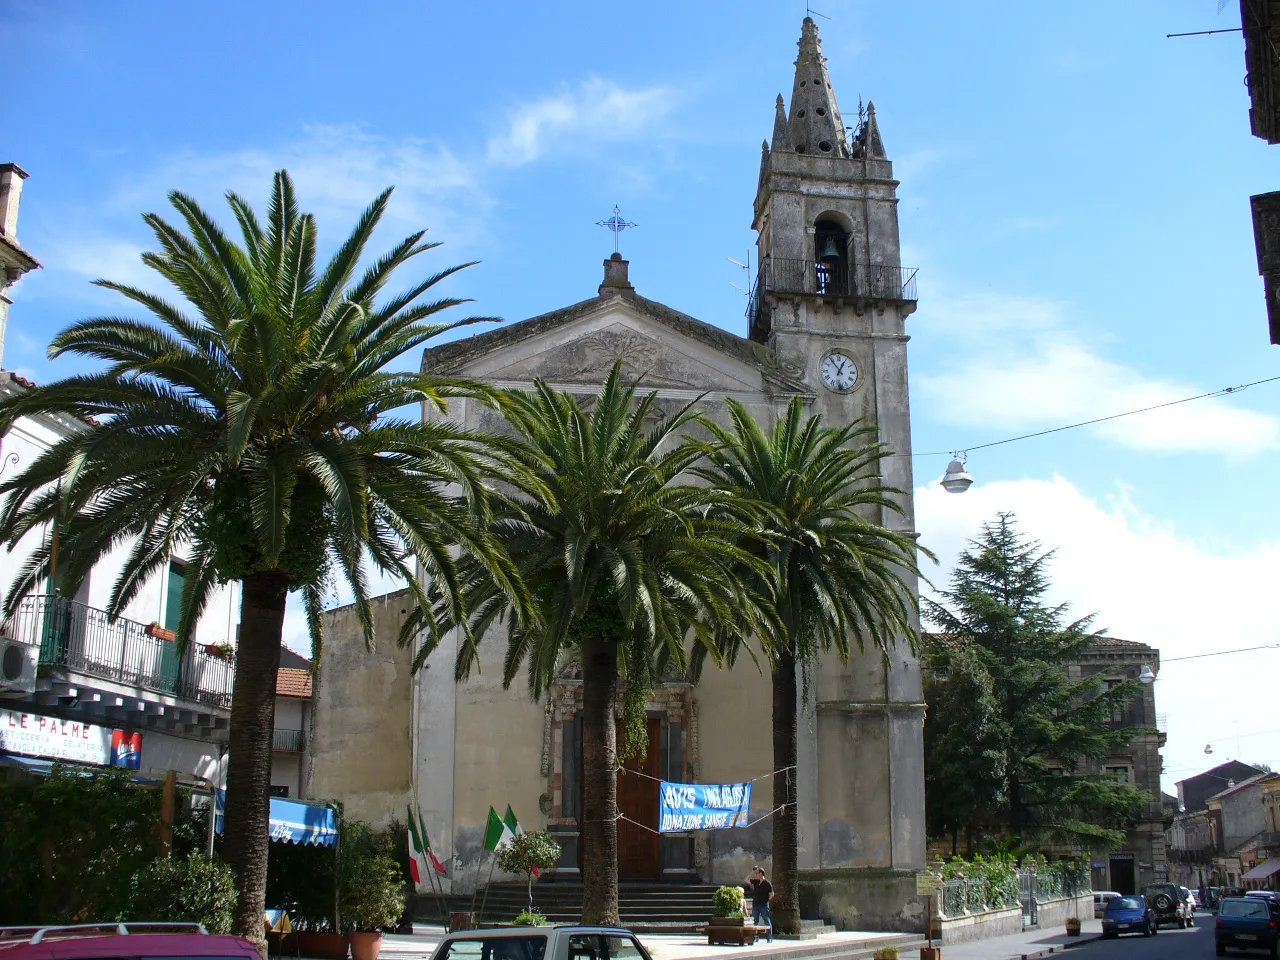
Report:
693,397,928,935
420,363,757,925
0,172,523,941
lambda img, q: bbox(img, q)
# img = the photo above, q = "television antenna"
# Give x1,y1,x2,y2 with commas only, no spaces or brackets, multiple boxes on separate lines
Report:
727,252,752,297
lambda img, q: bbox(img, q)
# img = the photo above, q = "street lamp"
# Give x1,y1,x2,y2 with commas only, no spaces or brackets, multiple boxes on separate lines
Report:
1138,664,1156,684
940,454,973,494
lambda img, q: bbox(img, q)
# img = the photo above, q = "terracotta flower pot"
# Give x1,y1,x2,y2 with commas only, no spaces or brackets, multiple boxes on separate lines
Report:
1065,917,1082,936
349,931,384,960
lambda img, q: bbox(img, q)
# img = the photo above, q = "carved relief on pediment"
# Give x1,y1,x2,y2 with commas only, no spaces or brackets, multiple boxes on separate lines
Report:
490,324,756,392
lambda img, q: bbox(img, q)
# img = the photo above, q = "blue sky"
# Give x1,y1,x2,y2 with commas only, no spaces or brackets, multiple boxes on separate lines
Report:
5,0,1278,790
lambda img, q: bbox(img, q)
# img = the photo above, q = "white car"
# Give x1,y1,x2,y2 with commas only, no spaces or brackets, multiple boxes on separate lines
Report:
430,926,652,960
1094,891,1122,918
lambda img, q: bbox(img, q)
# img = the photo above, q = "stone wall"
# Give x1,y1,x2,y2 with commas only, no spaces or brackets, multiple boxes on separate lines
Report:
309,589,416,827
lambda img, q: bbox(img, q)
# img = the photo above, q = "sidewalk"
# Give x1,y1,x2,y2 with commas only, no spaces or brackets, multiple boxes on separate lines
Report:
926,917,1103,960
388,918,1103,960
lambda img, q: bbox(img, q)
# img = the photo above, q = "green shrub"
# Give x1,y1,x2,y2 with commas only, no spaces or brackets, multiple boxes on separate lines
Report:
0,767,171,924
713,885,745,918
872,947,899,960
512,911,548,926
340,825,406,933
125,854,237,933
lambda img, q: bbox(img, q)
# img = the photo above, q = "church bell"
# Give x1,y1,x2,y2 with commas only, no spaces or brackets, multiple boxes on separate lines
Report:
819,235,841,261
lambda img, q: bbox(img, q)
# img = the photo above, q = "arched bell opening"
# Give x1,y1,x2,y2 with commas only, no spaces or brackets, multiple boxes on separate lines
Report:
813,218,850,296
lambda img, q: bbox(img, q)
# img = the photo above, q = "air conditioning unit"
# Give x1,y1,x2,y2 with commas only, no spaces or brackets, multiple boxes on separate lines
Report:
0,637,38,697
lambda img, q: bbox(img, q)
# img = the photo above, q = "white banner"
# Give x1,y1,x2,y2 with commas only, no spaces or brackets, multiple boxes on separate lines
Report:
0,708,113,765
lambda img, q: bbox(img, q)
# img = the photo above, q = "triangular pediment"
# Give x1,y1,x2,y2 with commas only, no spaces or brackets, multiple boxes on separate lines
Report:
423,290,810,397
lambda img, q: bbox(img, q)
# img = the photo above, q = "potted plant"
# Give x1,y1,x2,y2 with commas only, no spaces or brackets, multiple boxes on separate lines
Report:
202,641,235,661
706,885,753,944
710,885,746,927
146,621,177,642
512,911,548,926
494,831,562,916
1065,915,1082,936
341,843,406,960
871,947,899,960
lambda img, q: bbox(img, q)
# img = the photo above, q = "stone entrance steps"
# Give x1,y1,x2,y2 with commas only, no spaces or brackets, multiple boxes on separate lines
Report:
415,882,725,931
412,883,852,937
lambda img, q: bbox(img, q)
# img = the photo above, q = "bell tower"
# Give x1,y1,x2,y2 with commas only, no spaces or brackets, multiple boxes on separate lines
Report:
752,18,927,930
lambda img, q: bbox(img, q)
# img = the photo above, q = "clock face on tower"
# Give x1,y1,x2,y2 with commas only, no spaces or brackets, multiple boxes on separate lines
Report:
819,351,858,392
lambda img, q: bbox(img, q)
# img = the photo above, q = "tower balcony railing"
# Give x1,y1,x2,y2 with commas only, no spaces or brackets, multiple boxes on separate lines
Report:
765,258,917,301
2,593,234,710
746,258,918,335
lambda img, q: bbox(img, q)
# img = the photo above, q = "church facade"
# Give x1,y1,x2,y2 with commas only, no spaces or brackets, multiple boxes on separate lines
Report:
310,18,929,930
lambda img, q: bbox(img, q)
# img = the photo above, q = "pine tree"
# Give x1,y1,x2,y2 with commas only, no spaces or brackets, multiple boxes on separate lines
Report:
923,513,1149,851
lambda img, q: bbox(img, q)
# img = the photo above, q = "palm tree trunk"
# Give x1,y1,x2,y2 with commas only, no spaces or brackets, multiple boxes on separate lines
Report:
580,633,620,925
224,571,289,948
771,649,801,935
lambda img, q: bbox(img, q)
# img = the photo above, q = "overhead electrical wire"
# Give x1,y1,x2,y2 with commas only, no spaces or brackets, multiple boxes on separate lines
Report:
1161,643,1280,663
910,374,1280,459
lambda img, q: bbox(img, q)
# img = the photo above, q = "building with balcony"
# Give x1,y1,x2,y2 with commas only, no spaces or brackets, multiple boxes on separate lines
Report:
1166,761,1272,892
1067,637,1169,895
1207,771,1280,889
0,161,241,785
270,647,313,799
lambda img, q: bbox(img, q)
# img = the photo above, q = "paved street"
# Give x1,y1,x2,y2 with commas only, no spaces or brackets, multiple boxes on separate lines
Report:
1064,913,1212,960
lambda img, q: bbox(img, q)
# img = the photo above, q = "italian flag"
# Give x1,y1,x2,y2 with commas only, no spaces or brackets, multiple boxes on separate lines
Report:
501,805,539,878
484,806,515,852
407,805,448,886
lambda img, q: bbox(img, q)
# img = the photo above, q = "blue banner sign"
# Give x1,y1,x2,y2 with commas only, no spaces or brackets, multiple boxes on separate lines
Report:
659,780,752,832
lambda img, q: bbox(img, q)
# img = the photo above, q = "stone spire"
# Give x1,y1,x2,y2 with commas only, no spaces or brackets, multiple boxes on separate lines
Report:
859,101,887,159
771,94,790,152
785,17,848,159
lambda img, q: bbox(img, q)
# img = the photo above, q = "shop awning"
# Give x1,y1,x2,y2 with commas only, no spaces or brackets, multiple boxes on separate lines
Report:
1243,858,1280,882
214,791,338,847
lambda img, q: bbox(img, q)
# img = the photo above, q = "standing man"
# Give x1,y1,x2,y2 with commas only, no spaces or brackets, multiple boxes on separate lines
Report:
744,866,774,942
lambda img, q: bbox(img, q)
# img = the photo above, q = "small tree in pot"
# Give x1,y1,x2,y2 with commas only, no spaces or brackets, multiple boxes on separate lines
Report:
495,831,562,916
342,845,405,960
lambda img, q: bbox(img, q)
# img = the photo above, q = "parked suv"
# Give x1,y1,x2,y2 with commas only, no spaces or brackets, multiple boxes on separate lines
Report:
1144,882,1194,928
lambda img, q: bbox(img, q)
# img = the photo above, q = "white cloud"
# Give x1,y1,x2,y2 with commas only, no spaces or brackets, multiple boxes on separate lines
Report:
125,124,494,249
36,125,497,307
916,475,1280,791
486,78,677,166
913,293,1280,456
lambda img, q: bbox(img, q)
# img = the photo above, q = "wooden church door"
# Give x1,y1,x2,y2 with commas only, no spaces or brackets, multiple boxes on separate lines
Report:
615,716,661,880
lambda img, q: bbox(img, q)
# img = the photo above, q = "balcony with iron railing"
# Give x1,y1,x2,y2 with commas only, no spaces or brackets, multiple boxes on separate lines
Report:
2,594,234,710
746,258,918,339
272,728,305,753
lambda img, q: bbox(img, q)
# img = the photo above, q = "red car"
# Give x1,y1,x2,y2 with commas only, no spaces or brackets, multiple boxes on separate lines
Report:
0,924,261,960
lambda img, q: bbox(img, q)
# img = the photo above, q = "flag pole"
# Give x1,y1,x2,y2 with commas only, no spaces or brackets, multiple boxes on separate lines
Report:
426,847,447,927
478,854,500,924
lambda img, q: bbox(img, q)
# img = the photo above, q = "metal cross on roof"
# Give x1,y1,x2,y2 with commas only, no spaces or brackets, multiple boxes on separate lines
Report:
596,205,637,255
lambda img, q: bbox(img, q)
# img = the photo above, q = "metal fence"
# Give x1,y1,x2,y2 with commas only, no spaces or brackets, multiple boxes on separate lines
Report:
3,593,234,709
937,866,1089,920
